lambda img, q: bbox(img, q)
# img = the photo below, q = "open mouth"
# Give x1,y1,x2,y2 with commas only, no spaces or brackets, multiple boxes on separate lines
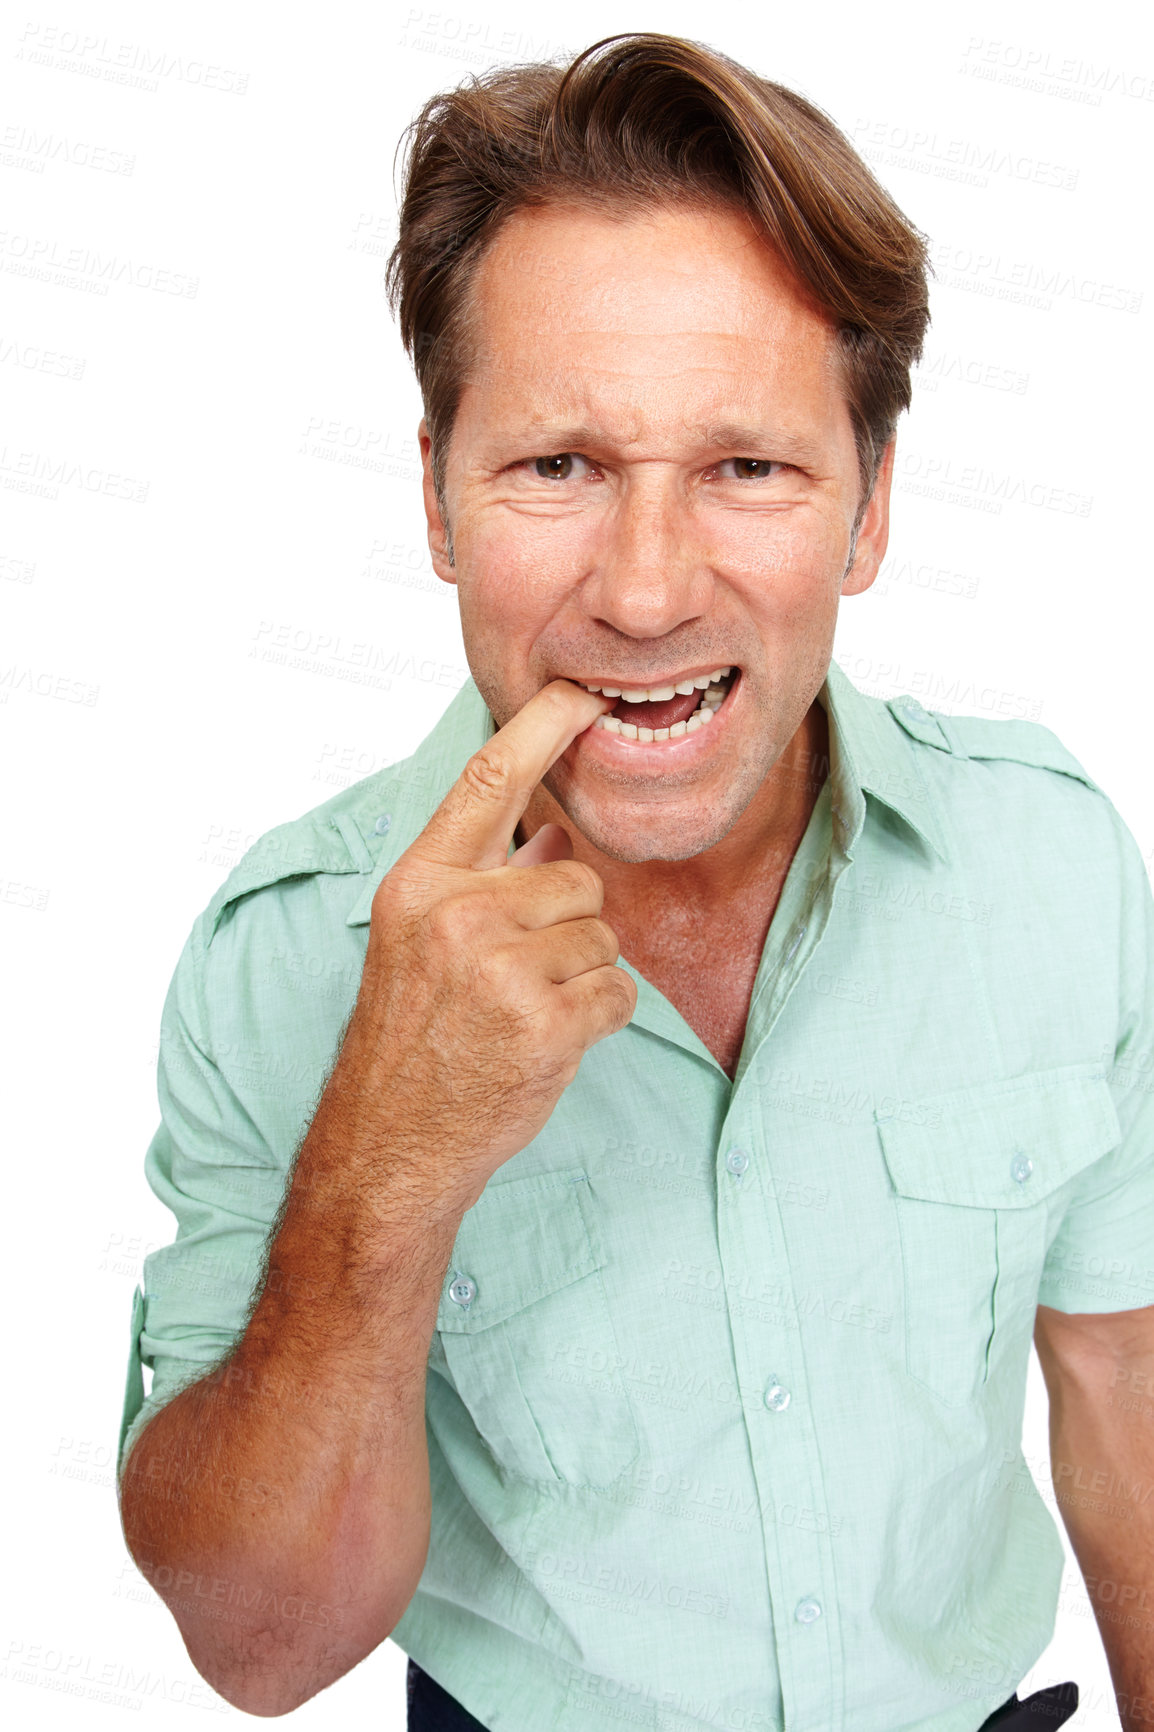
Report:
576,666,738,743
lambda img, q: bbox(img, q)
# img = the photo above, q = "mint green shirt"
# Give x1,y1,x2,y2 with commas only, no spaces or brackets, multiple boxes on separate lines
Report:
118,658,1154,1732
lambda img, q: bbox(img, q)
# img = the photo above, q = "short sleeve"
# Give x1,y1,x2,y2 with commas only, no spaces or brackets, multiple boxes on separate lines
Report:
1037,802,1154,1313
117,911,294,1481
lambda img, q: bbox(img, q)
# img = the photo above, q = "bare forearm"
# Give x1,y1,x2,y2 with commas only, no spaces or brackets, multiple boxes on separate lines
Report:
119,1077,466,1715
118,682,628,1711
1044,1353,1154,1730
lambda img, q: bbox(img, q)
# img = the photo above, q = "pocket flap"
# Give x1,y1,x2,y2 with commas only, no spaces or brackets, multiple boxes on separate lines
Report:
876,1064,1120,1208
436,1168,602,1333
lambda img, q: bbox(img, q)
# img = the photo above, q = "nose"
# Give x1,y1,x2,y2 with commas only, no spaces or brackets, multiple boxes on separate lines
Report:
578,467,716,639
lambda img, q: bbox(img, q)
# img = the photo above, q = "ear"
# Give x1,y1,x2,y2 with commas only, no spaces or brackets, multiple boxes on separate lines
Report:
841,439,895,597
418,417,456,585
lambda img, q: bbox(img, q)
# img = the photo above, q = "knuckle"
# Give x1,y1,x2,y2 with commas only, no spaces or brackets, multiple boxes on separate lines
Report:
555,858,604,902
373,858,435,918
370,862,405,910
592,917,620,961
574,920,614,971
575,967,634,1037
480,941,523,994
427,892,482,944
370,869,422,934
460,748,520,805
473,938,541,1020
607,969,637,1025
369,874,396,921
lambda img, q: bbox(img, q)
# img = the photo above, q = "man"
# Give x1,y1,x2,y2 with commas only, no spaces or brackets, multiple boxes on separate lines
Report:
117,31,1154,1732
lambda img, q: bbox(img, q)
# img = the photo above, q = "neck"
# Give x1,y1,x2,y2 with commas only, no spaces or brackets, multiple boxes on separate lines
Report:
514,698,830,927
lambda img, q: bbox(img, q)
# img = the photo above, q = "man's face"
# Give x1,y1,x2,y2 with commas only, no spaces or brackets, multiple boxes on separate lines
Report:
419,199,891,864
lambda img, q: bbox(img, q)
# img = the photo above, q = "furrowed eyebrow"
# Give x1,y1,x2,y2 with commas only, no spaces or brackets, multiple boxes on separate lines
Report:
701,422,816,461
486,422,612,453
486,420,822,465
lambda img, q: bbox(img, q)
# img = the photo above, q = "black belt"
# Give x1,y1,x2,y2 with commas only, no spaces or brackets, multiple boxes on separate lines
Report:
407,1660,1078,1730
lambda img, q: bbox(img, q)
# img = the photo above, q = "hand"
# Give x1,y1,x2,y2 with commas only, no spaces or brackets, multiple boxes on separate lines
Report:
347,680,637,1210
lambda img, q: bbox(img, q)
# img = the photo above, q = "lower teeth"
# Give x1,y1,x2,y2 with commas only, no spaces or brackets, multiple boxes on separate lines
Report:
593,677,732,741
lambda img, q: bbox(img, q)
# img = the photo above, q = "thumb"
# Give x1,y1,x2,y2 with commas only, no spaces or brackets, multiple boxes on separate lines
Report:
508,822,574,869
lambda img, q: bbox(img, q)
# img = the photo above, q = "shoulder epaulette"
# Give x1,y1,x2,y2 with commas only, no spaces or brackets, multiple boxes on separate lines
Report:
887,693,1103,795
204,814,363,943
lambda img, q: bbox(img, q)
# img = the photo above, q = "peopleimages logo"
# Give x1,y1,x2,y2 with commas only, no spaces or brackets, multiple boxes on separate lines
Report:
929,242,1142,315
852,118,1079,191
893,451,1093,518
0,229,198,298
0,122,135,175
960,36,1154,106
15,22,249,95
396,8,569,70
916,350,1029,396
3,1637,229,1712
0,445,148,502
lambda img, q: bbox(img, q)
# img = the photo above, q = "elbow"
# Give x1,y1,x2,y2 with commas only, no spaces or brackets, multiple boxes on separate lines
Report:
184,1648,339,1719
204,1674,313,1719
178,1611,401,1719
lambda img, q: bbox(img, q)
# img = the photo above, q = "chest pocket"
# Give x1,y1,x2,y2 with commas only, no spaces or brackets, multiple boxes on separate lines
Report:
876,1063,1120,1406
434,1168,641,1488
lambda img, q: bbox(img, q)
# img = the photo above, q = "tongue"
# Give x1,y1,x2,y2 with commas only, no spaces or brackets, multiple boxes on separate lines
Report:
612,690,703,730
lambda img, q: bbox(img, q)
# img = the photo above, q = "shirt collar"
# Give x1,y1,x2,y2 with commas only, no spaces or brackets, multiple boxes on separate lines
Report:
821,656,950,866
345,656,949,927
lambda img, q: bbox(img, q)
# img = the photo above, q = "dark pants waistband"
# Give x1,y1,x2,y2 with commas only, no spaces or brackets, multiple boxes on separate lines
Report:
408,1660,490,1731
407,1660,1078,1731
979,1681,1079,1728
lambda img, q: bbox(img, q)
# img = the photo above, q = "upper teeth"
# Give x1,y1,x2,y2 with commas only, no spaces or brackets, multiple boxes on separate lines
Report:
580,667,732,701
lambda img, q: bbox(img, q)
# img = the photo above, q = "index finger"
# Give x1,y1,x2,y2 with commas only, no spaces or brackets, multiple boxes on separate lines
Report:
405,680,615,873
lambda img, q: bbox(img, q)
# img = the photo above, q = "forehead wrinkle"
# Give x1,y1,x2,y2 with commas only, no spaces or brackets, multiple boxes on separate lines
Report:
469,336,824,415
482,409,827,467
471,346,782,385
486,380,810,444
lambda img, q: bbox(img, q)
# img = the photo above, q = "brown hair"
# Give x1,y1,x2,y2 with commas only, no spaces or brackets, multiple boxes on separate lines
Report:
385,31,930,556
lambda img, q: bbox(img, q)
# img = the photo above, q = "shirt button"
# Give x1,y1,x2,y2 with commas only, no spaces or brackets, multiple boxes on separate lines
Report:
900,695,928,721
448,1275,476,1308
764,1381,791,1412
795,1597,823,1624
373,814,392,836
1010,1150,1034,1185
726,1147,750,1176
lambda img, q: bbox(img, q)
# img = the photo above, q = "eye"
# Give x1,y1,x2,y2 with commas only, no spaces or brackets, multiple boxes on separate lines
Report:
518,453,595,482
715,458,786,481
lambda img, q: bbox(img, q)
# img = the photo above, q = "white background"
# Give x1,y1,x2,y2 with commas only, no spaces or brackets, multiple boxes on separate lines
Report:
3,0,1152,1725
